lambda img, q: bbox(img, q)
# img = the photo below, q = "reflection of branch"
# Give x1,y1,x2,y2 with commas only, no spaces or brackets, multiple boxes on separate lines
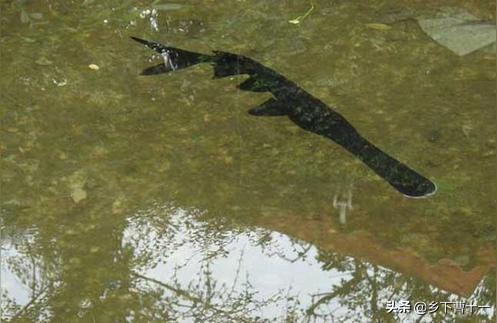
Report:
265,238,313,264
26,241,37,297
307,261,365,316
229,248,245,295
368,266,378,320
306,273,362,315
415,311,427,323
10,284,49,321
279,243,312,263
131,271,253,323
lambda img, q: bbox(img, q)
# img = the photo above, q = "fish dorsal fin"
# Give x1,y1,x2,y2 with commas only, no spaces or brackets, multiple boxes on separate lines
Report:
248,98,287,116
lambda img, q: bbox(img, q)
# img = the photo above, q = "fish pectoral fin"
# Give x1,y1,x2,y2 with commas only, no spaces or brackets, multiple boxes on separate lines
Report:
140,63,174,75
237,76,269,92
248,98,287,116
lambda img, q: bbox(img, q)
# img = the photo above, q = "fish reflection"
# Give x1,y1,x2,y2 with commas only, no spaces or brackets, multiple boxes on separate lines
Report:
131,37,436,198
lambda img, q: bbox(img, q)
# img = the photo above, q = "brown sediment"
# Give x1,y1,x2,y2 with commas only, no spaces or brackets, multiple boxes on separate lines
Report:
258,213,495,297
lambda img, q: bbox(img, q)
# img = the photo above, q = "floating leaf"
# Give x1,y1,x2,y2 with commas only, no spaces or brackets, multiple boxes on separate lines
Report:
30,12,43,20
21,37,36,43
289,3,314,25
35,57,53,66
365,23,391,31
71,187,87,203
69,170,88,203
152,3,184,11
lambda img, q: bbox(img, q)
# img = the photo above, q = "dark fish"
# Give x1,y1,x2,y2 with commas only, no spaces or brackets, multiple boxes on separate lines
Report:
131,36,437,198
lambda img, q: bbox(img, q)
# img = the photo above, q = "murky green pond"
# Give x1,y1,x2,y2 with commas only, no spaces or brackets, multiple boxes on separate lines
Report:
1,0,495,322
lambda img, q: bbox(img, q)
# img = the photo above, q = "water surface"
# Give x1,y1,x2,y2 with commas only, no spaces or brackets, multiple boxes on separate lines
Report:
1,0,495,321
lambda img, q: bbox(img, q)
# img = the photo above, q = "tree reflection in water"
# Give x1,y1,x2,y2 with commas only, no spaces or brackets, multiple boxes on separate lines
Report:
1,203,495,322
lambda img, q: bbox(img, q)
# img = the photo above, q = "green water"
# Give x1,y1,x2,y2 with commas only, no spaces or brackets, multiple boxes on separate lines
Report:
1,0,495,322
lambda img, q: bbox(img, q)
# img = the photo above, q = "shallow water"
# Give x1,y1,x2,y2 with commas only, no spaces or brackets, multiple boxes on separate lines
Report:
1,0,495,322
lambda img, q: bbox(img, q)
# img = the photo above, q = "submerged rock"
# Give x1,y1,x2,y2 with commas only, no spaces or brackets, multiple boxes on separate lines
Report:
417,8,496,56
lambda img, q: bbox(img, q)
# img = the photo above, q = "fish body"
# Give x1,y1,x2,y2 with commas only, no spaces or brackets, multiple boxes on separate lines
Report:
131,36,437,198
